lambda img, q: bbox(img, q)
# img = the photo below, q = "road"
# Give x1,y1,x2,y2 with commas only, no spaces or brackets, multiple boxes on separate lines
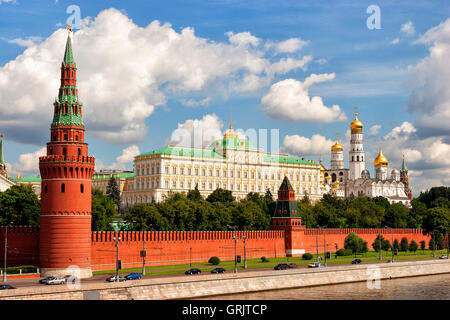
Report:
1,257,441,290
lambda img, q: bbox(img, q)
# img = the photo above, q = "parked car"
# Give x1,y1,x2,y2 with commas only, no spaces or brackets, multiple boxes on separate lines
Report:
125,272,142,280
351,259,362,264
46,277,66,285
0,284,16,290
308,262,324,268
185,268,202,275
274,263,289,270
39,276,56,284
211,268,226,274
63,275,79,283
288,263,298,269
439,255,448,259
106,275,126,282
386,260,394,263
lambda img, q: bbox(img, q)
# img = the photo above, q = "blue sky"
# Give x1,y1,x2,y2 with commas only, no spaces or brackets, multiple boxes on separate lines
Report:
0,0,449,193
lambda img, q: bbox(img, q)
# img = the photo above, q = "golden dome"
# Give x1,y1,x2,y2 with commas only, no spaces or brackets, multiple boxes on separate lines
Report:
334,180,340,185
331,133,343,151
374,145,388,167
350,107,363,131
223,124,239,139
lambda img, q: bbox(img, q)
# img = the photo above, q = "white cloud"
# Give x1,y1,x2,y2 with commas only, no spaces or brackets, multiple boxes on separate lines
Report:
179,97,211,107
225,31,260,47
168,113,224,148
94,145,140,171
266,38,309,53
282,134,334,156
401,21,415,36
390,38,400,45
315,58,327,64
260,74,347,123
0,8,311,146
368,124,381,136
408,19,450,138
6,147,46,177
5,36,42,47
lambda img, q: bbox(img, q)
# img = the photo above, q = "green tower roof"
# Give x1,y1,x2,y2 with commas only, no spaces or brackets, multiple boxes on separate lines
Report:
63,33,76,67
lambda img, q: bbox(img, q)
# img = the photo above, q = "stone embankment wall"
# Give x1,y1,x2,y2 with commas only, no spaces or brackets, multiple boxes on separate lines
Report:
1,260,448,300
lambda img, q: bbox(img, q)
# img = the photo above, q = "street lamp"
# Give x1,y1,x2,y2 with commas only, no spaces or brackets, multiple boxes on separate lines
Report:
316,225,327,266
243,234,247,269
315,225,320,263
141,223,152,276
227,225,237,273
378,232,382,261
3,225,8,283
434,225,447,258
113,235,121,282
384,226,394,262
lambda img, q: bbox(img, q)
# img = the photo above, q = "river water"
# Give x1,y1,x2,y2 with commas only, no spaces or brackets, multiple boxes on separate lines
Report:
202,274,450,300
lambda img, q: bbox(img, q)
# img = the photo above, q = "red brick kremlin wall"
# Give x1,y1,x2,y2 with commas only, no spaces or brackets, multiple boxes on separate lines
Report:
1,227,434,270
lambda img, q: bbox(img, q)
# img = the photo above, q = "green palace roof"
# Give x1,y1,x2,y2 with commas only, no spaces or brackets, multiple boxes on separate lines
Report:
208,137,258,151
139,146,225,159
12,176,42,183
92,172,135,180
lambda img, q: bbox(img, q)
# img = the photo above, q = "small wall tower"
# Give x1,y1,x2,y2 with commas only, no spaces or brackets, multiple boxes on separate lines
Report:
349,107,366,180
270,176,305,256
38,26,95,278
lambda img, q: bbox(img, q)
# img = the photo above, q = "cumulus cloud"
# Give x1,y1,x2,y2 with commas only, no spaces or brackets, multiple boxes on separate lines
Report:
260,74,347,122
380,122,450,193
179,97,211,107
168,113,224,148
266,38,309,53
5,36,43,47
390,38,400,45
282,134,334,156
408,19,450,138
94,145,141,171
401,21,415,36
6,147,46,177
0,8,311,146
368,124,381,136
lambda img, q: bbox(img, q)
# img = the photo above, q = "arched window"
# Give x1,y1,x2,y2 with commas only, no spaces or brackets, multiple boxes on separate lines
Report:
361,156,364,161
49,148,53,155
75,135,78,141
80,184,84,193
61,183,65,193
63,147,67,157
352,156,354,161
78,148,81,156
64,134,68,141
357,155,360,161
45,184,48,193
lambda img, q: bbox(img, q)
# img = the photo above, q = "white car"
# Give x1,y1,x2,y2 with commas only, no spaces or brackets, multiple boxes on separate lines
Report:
46,277,66,285
308,262,324,268
439,255,448,259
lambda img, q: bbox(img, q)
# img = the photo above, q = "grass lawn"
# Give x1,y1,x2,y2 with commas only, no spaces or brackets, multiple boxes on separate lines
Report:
92,249,448,277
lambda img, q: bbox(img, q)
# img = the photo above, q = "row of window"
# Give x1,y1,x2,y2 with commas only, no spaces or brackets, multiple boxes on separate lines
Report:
44,183,84,194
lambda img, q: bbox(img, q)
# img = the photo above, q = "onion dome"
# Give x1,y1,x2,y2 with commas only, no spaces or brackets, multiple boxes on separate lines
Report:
374,145,388,167
331,133,343,151
334,180,340,185
391,168,399,175
361,169,370,179
223,123,239,139
350,107,363,132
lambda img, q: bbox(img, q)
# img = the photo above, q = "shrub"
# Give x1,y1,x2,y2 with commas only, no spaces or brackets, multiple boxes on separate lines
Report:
336,249,353,256
302,253,313,260
260,256,269,263
5,265,38,274
208,256,220,265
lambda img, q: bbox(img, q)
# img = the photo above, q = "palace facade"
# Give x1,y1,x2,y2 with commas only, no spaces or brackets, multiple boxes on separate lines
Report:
121,124,322,207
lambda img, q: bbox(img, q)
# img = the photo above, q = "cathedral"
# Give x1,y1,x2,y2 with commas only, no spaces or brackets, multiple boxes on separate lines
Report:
321,108,412,206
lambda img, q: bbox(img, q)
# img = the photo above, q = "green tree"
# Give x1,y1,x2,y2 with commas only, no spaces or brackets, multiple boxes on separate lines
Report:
409,240,418,253
393,239,399,252
372,234,385,252
420,240,426,251
187,184,202,201
400,237,409,252
382,239,392,251
421,207,449,237
418,186,449,208
0,185,40,225
106,176,121,213
91,189,117,231
206,188,235,203
429,237,435,251
384,203,408,228
344,232,366,254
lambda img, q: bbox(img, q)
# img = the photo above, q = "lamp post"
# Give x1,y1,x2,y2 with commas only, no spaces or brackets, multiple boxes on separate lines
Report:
243,234,247,269
190,247,192,267
384,226,393,262
315,226,320,263
142,223,151,276
379,232,382,261
228,225,237,273
113,235,121,282
3,225,7,283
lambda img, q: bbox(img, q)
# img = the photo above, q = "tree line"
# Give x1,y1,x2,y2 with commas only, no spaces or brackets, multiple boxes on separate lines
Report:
0,178,448,242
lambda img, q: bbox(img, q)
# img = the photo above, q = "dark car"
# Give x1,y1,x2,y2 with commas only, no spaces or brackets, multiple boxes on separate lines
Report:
185,268,202,275
386,260,394,263
351,259,362,264
211,268,226,274
39,276,56,284
274,263,289,270
125,272,142,280
288,263,298,269
0,284,15,290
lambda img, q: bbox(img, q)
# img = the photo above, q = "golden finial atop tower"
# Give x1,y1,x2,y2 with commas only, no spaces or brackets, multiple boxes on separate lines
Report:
223,100,238,139
350,106,363,131
331,132,343,151
66,23,72,32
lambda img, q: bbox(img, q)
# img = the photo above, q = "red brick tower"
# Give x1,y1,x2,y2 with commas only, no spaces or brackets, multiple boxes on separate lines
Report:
270,176,306,256
400,155,412,200
39,27,95,278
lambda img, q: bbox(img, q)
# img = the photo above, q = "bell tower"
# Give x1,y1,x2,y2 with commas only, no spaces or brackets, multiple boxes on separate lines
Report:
39,26,95,278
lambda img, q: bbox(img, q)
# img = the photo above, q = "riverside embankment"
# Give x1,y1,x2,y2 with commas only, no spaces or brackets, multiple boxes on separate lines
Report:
0,260,449,300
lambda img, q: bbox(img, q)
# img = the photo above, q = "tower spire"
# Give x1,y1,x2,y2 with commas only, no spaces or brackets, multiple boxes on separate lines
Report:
230,100,233,130
0,134,4,166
